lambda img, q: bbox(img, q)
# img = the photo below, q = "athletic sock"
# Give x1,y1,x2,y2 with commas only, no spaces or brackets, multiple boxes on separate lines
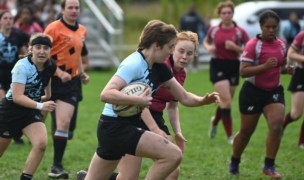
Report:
53,130,68,167
212,107,221,126
264,157,275,167
298,121,304,145
283,113,293,130
230,156,240,166
20,173,32,180
221,108,232,137
109,172,118,180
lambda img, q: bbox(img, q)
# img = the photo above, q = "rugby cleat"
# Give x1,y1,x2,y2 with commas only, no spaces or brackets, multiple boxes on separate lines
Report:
263,166,281,179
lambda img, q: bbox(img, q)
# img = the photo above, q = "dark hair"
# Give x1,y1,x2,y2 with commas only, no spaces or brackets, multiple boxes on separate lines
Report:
0,10,11,20
61,0,66,9
138,20,177,49
61,0,81,9
259,10,280,26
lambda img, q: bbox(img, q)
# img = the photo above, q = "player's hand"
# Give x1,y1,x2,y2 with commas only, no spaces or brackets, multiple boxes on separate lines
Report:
60,71,72,83
175,132,187,153
202,92,220,105
207,45,216,53
264,57,278,69
80,72,90,84
42,101,56,112
138,88,152,108
225,40,236,50
281,65,295,75
151,127,169,139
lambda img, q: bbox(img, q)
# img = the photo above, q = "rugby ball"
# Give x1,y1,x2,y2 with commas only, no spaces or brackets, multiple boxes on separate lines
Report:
113,82,150,117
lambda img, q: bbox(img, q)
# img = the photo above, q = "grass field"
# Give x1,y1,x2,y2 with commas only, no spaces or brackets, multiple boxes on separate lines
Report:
0,68,304,180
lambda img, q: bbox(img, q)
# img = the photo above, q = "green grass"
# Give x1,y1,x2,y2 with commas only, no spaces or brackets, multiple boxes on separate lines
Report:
1,69,304,180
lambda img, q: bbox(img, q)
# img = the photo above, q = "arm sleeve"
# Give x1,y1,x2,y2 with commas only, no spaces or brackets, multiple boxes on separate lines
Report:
11,63,27,84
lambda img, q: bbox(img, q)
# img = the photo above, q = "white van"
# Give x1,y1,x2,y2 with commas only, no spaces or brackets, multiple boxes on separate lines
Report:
210,1,304,39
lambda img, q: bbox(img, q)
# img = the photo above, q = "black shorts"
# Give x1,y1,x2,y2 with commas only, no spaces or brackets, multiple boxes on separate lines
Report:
209,58,240,86
288,68,304,92
0,69,12,91
96,114,146,160
0,99,44,138
51,76,80,106
131,110,170,135
239,81,285,114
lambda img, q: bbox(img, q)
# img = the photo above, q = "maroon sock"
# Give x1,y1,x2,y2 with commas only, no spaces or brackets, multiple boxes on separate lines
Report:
212,107,221,126
298,121,304,145
283,113,293,130
221,108,232,137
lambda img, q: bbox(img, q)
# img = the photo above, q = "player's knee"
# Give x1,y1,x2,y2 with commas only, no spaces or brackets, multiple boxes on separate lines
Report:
291,111,302,120
167,147,182,166
32,139,47,152
239,129,254,140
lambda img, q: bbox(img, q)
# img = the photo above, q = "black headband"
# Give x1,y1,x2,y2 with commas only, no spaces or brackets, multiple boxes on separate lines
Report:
31,37,52,48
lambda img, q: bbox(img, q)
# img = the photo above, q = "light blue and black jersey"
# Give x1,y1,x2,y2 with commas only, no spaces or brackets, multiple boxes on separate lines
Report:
102,50,173,117
6,56,57,102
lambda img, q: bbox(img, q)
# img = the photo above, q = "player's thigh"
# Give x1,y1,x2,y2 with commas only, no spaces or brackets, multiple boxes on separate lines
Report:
23,122,47,147
291,92,304,114
263,103,285,127
55,100,74,129
135,131,181,159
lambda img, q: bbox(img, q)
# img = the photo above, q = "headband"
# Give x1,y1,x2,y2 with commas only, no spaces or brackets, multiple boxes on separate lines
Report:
31,37,52,48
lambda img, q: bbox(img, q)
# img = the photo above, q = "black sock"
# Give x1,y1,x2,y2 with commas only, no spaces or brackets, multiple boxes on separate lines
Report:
53,137,67,167
264,157,275,167
109,172,118,180
20,173,32,180
230,156,240,166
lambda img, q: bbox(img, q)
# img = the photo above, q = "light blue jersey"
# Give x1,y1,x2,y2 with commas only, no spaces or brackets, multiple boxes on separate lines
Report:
6,57,56,102
102,51,149,117
102,50,173,117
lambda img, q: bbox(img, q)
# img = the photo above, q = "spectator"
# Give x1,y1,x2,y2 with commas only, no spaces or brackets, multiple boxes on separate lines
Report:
179,3,205,71
0,10,28,103
14,6,43,36
283,11,301,46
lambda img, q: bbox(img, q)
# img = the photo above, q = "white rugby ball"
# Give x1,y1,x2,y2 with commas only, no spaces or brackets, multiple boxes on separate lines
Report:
113,82,150,117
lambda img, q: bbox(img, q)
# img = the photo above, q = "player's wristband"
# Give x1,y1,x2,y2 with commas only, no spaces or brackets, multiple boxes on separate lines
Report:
36,102,44,110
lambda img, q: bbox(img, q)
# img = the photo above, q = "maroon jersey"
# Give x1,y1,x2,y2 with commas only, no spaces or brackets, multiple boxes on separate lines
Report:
206,23,249,60
241,36,287,91
150,56,186,112
291,31,304,68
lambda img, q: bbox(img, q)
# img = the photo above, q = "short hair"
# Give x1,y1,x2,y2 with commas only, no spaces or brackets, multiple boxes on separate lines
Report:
61,0,81,9
259,10,280,26
176,31,199,56
138,20,177,49
216,0,235,16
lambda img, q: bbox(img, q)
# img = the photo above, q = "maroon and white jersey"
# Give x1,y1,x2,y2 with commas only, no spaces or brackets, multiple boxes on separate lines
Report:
241,37,287,91
206,23,249,60
150,56,186,112
290,31,304,68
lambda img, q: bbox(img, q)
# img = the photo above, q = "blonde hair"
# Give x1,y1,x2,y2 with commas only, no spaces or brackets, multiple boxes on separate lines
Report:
176,31,199,56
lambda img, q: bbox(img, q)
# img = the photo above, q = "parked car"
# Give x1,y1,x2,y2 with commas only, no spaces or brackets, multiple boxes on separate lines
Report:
210,1,304,39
